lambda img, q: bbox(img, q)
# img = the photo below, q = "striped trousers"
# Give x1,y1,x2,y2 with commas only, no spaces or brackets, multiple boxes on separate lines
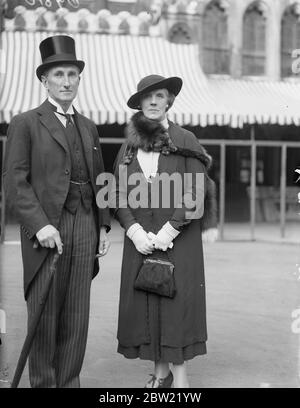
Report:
26,203,98,388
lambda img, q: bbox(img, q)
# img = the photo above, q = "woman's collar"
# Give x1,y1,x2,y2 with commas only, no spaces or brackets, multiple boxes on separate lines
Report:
160,117,169,129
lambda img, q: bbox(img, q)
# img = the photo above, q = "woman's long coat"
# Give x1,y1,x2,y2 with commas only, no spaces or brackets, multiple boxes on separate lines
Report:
114,121,208,349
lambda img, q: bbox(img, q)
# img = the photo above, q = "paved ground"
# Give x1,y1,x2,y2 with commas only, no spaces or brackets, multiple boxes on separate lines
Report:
1,221,300,388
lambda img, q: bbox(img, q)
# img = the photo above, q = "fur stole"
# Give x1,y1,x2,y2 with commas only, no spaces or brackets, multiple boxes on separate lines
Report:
122,111,212,170
122,111,177,164
121,112,218,230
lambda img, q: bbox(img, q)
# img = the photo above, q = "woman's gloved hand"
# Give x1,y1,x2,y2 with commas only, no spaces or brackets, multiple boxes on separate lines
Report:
127,223,154,255
150,222,180,251
147,232,173,250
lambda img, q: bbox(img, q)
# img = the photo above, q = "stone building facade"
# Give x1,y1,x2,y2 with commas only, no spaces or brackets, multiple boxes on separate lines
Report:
159,0,300,80
3,0,300,80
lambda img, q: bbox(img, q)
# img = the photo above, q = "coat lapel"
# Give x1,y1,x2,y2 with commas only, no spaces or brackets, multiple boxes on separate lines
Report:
74,110,94,181
37,100,69,153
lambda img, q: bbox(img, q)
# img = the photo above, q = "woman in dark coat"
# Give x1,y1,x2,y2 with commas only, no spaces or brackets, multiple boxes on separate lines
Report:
112,75,217,388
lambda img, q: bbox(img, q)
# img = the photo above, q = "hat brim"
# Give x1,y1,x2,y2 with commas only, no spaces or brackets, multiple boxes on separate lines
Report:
127,76,183,109
36,60,85,81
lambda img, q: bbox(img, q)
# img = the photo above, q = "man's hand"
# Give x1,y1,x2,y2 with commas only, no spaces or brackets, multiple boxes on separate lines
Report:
202,228,218,243
36,224,63,254
97,227,110,257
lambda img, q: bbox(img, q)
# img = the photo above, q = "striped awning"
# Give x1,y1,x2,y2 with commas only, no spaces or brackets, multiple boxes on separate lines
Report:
0,31,229,127
1,31,300,128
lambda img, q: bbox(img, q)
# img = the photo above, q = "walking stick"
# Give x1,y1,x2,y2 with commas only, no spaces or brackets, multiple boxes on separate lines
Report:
10,251,60,388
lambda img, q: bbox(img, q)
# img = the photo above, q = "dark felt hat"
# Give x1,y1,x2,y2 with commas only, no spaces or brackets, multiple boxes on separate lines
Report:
127,74,183,109
36,35,85,81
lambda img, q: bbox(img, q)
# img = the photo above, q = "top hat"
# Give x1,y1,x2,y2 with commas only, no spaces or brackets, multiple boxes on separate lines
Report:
127,74,183,110
36,35,85,81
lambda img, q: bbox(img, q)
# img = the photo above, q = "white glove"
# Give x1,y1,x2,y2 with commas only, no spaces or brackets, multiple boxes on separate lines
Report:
202,228,218,243
151,222,180,251
147,232,173,249
127,223,153,255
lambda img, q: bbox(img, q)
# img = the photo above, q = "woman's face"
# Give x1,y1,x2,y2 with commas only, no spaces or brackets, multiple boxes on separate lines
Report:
140,88,169,121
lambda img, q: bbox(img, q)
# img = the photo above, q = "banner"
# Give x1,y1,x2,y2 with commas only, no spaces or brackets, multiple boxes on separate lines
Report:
4,0,92,18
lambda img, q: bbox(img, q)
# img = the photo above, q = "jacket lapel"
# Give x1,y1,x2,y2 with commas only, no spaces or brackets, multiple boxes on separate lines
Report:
74,110,94,181
37,100,69,153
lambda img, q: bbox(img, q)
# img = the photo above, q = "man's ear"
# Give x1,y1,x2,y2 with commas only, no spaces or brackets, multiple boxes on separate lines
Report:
41,75,48,89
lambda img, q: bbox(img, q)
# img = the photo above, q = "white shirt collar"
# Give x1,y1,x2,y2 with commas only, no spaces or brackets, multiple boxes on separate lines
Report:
48,96,74,115
160,117,169,129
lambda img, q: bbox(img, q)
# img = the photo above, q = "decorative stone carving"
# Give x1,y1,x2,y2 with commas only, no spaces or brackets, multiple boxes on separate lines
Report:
2,3,161,35
55,7,68,30
118,11,131,34
246,1,269,19
164,0,204,15
289,0,300,17
14,5,27,30
97,9,111,32
35,6,48,30
204,0,230,15
137,11,151,35
77,8,90,32
150,0,163,24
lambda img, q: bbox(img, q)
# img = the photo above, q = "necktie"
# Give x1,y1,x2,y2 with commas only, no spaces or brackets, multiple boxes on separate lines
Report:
56,112,76,150
56,111,73,127
65,113,73,127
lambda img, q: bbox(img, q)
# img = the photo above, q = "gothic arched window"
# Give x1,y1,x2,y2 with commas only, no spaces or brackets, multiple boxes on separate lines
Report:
281,6,300,77
202,0,229,74
242,1,267,76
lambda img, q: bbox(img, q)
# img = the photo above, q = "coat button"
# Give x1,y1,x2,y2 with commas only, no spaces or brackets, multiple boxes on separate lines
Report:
65,169,70,175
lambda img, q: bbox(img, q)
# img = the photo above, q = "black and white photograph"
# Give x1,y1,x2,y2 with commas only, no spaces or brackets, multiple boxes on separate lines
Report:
0,0,300,397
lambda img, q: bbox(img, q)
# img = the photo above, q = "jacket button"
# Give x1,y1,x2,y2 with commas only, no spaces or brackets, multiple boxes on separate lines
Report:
65,169,70,175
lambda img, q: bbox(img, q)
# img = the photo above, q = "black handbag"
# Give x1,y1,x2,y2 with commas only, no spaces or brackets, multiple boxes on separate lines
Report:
134,251,176,298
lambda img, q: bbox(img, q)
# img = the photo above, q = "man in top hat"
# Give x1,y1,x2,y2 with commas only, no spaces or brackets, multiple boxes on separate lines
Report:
3,35,110,388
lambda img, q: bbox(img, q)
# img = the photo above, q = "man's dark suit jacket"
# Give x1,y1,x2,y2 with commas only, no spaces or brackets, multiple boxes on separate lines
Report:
3,100,110,298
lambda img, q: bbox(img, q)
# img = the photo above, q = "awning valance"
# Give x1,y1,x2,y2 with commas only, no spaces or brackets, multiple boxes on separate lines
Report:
209,78,300,127
1,31,300,128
